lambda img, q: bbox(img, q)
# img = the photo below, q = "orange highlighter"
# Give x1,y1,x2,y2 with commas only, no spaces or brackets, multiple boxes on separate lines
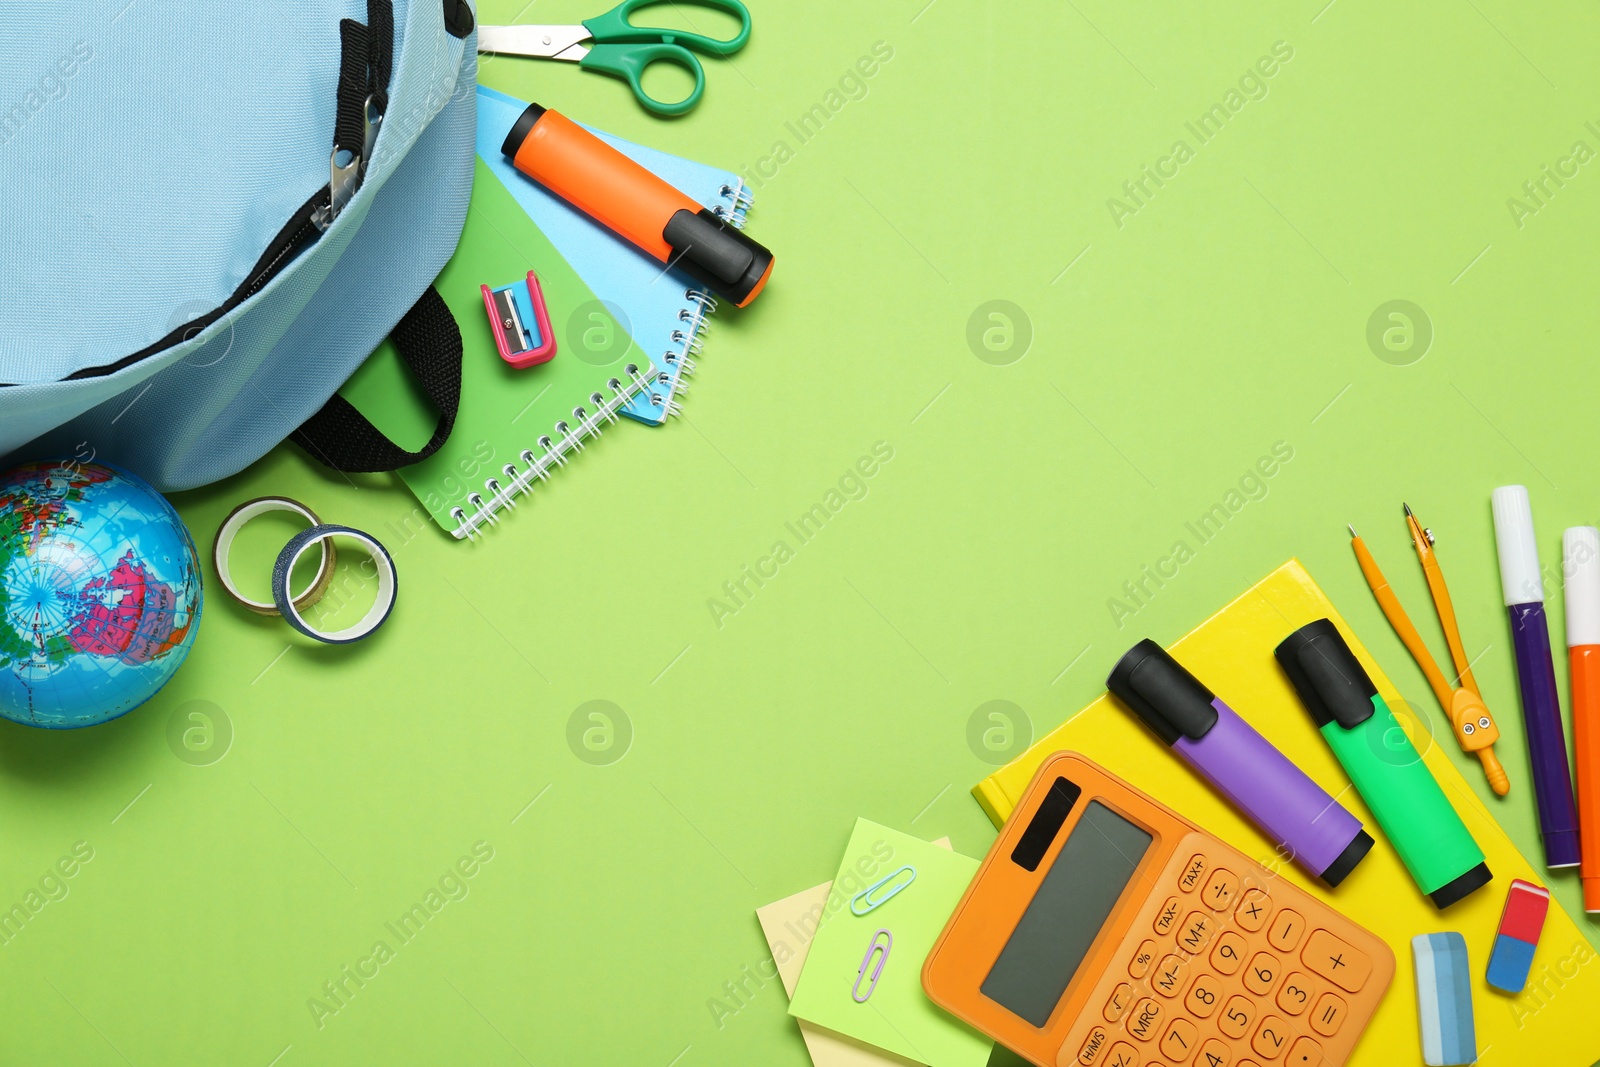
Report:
502,103,774,307
1564,526,1600,912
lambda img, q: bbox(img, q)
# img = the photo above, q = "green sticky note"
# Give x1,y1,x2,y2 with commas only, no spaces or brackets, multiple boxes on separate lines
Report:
788,819,990,1067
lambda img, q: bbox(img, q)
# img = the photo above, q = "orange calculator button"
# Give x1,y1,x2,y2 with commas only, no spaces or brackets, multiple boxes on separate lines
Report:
1197,1037,1231,1067
1104,1041,1137,1067
1285,1036,1324,1066
1202,868,1239,912
1077,1025,1111,1064
1301,929,1372,992
1211,931,1247,975
1177,911,1216,955
1218,995,1256,1039
1235,889,1270,932
1152,954,1189,998
1105,982,1133,1022
1274,973,1313,1016
1243,951,1280,996
1179,853,1208,892
1160,1018,1199,1063
1125,997,1162,1041
1130,939,1158,978
1154,896,1182,935
1249,1016,1291,1060
1184,973,1222,1018
1309,992,1346,1036
1267,910,1306,952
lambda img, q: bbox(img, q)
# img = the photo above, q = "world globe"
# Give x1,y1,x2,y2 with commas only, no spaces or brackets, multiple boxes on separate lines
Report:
0,460,201,728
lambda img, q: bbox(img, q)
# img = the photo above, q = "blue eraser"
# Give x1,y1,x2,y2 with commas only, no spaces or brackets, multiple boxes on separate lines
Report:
1486,933,1537,994
1413,932,1476,1067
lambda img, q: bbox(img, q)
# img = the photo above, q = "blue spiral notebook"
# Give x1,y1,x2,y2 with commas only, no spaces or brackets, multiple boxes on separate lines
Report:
475,86,755,426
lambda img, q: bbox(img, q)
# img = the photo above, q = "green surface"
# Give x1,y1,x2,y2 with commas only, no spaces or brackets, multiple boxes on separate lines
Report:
9,0,1600,1062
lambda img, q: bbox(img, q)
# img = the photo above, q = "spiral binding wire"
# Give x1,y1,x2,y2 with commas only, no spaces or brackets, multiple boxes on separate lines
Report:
640,178,751,420
448,364,653,541
714,181,755,229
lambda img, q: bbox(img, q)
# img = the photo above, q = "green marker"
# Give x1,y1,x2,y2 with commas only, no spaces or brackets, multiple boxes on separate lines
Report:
1276,619,1492,910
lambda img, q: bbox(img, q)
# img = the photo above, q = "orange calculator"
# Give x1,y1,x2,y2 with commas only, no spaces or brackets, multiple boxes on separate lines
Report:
924,753,1393,1067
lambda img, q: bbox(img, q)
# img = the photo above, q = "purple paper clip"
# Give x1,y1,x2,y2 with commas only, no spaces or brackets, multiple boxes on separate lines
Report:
852,929,892,1003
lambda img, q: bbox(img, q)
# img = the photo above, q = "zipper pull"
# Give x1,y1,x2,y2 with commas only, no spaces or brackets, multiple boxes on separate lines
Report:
314,95,383,232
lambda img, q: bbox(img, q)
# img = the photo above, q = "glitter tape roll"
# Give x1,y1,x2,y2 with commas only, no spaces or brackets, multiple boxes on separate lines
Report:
271,524,396,644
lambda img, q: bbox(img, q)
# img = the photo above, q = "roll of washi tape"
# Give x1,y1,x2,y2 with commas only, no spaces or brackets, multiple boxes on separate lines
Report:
271,524,396,644
213,497,337,616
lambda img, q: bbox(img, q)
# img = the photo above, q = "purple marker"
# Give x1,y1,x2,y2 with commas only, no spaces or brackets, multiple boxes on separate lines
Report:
1491,485,1582,870
1107,640,1373,886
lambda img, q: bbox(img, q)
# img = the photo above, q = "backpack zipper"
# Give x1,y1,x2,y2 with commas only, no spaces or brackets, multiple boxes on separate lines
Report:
54,1,394,382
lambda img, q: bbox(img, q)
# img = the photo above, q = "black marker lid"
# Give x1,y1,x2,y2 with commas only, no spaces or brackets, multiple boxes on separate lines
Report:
1320,829,1374,887
1275,619,1377,730
1430,861,1493,910
501,102,547,159
1106,640,1220,746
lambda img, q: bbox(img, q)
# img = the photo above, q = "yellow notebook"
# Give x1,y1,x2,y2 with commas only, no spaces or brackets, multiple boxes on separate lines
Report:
973,560,1600,1067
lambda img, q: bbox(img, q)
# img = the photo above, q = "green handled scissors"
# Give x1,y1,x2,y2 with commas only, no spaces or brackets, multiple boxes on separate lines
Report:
477,0,752,117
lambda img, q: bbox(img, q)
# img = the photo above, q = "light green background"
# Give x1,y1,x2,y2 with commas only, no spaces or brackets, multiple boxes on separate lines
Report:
10,0,1600,1063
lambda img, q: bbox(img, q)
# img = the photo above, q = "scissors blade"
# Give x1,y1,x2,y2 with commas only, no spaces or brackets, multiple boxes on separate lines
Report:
476,24,592,59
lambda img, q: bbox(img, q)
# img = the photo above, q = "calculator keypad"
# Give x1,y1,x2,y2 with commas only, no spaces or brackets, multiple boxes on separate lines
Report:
1067,833,1387,1067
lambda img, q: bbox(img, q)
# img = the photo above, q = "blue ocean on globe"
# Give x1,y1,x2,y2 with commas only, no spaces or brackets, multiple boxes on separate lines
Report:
0,460,202,728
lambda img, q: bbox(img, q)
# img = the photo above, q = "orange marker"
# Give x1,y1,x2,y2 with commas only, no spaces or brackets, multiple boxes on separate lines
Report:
1564,527,1600,911
501,103,773,307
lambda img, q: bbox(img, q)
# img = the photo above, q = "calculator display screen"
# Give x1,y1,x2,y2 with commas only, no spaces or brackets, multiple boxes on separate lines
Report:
980,799,1153,1027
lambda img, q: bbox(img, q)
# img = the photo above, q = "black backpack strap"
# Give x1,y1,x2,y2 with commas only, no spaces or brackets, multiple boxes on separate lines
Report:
291,286,461,473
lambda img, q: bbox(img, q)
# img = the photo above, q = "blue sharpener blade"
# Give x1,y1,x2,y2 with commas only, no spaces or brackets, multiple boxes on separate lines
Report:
491,281,543,352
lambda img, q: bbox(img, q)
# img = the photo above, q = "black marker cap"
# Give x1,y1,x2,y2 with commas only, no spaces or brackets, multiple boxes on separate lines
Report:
1430,861,1493,910
501,102,547,160
1275,620,1377,730
662,208,774,307
1107,640,1220,746
1320,829,1374,887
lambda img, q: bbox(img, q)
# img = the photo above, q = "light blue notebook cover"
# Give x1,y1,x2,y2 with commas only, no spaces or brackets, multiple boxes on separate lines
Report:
476,86,754,425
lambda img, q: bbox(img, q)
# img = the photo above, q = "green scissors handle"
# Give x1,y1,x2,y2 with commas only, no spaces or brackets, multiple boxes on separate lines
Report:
581,0,752,54
580,43,707,117
578,0,751,115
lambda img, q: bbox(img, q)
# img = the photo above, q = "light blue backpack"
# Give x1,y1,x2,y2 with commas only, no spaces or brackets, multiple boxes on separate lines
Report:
1,0,479,489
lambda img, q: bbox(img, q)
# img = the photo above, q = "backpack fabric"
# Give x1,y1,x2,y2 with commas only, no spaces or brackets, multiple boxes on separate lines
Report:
0,0,478,490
